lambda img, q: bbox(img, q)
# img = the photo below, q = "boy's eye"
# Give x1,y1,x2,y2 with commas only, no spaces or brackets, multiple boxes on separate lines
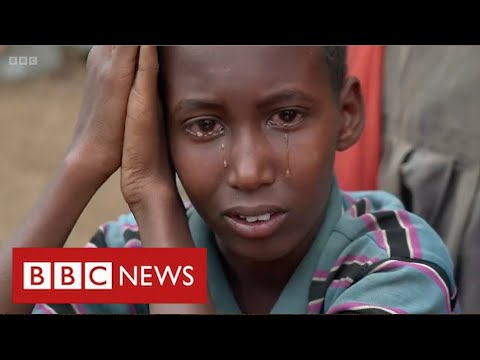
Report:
185,118,225,139
278,110,297,122
267,109,305,128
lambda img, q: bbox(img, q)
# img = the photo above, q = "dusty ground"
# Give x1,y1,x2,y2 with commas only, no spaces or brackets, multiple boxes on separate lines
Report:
0,48,140,247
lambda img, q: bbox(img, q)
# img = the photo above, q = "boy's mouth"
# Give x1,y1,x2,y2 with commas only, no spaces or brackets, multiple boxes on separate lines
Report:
223,205,288,239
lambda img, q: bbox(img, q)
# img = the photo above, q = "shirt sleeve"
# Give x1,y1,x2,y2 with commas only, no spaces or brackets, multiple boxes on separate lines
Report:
324,256,457,314
323,195,459,314
31,213,148,315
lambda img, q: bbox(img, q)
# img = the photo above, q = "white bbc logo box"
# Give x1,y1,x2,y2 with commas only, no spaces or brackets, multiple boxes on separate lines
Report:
8,56,38,65
23,262,113,290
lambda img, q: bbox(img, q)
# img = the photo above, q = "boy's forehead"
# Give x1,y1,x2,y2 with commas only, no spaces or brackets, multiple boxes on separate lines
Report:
164,46,326,90
167,45,320,58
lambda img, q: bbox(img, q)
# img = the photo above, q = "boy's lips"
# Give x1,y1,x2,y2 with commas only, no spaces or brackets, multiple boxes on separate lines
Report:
222,205,288,239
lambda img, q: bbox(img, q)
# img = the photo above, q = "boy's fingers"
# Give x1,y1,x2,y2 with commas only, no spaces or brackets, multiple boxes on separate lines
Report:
133,46,159,96
111,46,140,70
86,45,113,67
125,46,161,154
126,45,161,127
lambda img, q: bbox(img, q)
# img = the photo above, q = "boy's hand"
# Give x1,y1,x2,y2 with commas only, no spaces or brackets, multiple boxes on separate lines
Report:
120,46,178,213
66,46,139,185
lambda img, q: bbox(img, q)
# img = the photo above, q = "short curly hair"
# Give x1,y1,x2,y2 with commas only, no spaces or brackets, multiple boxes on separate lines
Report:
322,46,348,96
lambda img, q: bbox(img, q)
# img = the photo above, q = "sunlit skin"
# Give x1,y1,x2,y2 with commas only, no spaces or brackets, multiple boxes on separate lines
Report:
163,46,364,312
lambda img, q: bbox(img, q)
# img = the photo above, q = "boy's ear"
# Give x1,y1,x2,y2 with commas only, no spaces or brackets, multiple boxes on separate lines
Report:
336,76,365,151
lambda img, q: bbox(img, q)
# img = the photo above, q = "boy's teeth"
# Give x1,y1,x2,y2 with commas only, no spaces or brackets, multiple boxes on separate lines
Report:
239,213,271,222
258,213,271,221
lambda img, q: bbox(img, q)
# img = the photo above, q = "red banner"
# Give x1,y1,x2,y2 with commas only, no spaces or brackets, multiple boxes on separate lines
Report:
12,248,207,304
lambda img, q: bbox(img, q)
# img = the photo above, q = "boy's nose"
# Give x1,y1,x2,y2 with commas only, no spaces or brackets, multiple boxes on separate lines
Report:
225,134,275,192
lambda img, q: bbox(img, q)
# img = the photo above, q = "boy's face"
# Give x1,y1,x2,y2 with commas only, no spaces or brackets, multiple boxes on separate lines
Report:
164,46,363,261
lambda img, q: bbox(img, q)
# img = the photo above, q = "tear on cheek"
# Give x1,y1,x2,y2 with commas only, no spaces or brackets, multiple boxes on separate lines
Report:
222,143,228,168
284,133,291,178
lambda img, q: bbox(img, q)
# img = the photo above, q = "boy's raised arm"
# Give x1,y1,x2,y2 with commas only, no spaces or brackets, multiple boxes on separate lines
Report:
0,46,140,314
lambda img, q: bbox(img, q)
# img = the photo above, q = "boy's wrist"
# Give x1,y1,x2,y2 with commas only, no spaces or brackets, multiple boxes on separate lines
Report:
129,185,195,248
62,150,113,191
125,180,181,217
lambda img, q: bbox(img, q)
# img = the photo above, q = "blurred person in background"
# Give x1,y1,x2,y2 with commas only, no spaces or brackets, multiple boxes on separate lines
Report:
381,46,480,313
337,45,480,313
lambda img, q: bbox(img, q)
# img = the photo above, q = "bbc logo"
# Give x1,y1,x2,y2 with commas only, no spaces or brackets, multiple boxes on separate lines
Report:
23,262,113,290
14,248,207,304
9,56,38,66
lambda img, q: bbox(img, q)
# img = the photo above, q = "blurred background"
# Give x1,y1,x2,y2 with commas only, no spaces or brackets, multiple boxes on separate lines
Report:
0,46,130,248
0,45,479,312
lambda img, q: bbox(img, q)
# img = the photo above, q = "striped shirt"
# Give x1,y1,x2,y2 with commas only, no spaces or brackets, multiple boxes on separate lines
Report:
32,178,458,314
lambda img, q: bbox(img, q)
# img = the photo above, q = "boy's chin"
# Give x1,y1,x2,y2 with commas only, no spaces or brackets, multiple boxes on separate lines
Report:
224,238,296,262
